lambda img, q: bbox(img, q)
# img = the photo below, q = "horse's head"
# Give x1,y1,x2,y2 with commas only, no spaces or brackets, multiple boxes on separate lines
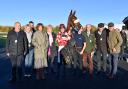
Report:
67,10,82,32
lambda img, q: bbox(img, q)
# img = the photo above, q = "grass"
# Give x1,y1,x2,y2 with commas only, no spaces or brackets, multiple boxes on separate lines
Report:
0,36,6,48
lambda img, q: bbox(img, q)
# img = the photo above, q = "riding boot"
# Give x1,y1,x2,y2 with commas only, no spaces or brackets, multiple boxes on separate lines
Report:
39,68,45,80
36,69,40,80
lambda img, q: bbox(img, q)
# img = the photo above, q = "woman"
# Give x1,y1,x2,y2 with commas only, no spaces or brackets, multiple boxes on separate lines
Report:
56,24,70,63
56,24,70,78
47,25,57,73
82,24,95,78
32,23,49,80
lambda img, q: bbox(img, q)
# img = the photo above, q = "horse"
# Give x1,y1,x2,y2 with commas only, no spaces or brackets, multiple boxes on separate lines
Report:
66,10,82,33
61,10,83,68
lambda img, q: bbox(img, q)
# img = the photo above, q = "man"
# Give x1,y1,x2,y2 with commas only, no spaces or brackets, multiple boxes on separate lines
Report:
107,22,123,79
29,21,36,32
125,29,128,62
72,27,86,76
6,22,28,82
95,23,108,75
82,24,95,78
24,24,34,77
119,27,127,60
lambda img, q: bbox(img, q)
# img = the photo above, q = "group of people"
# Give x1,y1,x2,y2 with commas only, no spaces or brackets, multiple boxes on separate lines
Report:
6,20,127,83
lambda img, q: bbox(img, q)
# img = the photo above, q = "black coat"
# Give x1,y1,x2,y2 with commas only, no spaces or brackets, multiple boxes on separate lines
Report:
120,31,127,46
6,29,28,56
95,28,108,52
47,32,57,57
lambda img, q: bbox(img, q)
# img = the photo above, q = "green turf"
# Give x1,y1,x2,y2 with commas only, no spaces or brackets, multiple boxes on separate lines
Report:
0,36,6,48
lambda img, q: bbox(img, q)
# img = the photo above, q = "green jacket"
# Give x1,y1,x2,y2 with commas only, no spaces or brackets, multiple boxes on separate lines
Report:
82,31,96,53
108,29,123,53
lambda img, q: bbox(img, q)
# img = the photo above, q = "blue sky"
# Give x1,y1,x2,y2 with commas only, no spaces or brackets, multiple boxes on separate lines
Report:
0,0,128,26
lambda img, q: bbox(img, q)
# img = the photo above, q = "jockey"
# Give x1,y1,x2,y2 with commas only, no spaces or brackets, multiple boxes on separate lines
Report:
56,24,70,63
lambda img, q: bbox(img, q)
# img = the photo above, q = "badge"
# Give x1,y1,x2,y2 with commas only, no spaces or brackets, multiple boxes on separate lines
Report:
90,40,92,43
100,38,102,41
15,40,17,43
29,44,31,47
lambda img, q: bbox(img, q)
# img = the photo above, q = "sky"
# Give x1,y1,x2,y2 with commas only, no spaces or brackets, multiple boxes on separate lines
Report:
0,0,128,26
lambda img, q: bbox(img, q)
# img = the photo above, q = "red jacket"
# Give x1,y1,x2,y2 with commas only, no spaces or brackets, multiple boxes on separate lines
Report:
56,32,70,46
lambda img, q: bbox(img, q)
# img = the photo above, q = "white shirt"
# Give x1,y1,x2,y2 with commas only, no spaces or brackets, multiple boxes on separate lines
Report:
47,32,53,46
98,31,102,35
87,31,90,37
25,31,33,46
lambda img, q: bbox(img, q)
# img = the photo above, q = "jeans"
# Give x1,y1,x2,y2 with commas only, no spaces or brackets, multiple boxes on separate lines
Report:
96,50,107,72
108,53,119,76
24,49,34,75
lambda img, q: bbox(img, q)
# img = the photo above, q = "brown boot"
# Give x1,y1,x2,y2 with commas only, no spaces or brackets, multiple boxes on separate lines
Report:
36,69,40,80
39,68,45,80
89,70,93,79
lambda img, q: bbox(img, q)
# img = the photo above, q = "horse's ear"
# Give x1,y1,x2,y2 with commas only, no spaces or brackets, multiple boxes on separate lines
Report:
69,10,73,16
73,11,76,16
